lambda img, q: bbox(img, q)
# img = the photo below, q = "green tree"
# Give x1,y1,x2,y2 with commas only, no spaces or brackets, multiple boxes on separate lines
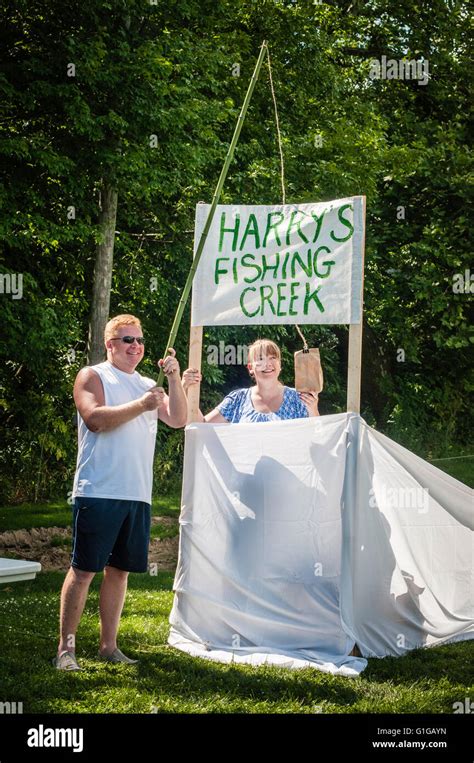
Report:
0,0,471,502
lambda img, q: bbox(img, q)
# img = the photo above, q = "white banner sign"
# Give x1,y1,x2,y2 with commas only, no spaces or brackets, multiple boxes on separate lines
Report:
191,197,364,326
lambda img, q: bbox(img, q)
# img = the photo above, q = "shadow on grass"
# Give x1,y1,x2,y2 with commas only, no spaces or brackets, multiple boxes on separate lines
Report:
363,641,474,686
135,649,359,703
7,640,469,714
0,647,360,713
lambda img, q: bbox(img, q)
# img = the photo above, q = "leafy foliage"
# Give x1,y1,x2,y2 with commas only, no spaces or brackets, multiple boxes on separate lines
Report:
0,0,472,501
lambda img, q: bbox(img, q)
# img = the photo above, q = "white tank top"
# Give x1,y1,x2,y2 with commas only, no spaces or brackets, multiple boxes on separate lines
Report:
72,361,158,504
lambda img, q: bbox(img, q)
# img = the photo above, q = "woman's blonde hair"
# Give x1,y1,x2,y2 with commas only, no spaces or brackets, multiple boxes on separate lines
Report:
247,339,281,376
104,314,142,342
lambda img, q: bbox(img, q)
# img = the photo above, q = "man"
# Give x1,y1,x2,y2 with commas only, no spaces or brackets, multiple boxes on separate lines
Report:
54,314,188,670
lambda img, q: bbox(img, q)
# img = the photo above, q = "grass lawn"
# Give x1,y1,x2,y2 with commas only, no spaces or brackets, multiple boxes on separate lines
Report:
0,457,472,715
429,453,473,488
0,571,473,714
0,494,181,535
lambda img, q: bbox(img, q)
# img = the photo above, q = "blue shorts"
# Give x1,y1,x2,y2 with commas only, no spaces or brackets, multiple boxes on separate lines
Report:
71,497,151,573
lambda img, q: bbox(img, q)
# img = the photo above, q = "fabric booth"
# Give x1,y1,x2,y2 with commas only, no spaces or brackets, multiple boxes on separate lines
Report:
169,413,473,676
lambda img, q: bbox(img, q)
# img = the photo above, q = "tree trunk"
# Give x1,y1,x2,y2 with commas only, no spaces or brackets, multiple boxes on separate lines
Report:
87,182,118,366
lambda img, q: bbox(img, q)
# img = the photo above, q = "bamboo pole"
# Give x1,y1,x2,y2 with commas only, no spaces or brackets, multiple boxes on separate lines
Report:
157,40,269,387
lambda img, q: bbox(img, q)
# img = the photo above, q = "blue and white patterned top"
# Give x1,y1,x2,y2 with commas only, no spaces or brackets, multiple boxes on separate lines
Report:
217,386,309,423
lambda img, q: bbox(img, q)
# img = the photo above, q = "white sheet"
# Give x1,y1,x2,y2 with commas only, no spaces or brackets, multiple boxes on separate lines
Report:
169,413,473,675
340,416,473,658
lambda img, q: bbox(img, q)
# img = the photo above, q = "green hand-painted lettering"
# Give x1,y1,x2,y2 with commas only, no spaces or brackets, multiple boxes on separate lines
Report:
219,212,241,252
239,213,261,250
304,283,324,314
240,286,259,317
262,212,284,248
330,204,354,243
215,258,230,284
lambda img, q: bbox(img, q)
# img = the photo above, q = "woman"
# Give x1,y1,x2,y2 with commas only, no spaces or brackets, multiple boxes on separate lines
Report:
182,338,319,422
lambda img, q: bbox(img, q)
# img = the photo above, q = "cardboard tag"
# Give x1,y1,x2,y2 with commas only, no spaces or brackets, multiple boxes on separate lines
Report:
294,349,323,393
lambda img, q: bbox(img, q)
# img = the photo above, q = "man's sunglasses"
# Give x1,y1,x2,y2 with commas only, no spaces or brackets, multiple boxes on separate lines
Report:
110,336,145,345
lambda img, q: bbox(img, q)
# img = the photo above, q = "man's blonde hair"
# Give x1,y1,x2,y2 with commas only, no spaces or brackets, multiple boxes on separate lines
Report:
104,314,142,342
247,339,281,376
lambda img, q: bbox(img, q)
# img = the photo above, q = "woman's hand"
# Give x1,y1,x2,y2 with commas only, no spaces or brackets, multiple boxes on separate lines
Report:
182,367,202,393
298,391,319,417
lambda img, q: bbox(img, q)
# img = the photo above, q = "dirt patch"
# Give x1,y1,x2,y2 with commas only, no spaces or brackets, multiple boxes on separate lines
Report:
148,536,179,571
0,527,71,572
151,516,178,528
0,517,180,573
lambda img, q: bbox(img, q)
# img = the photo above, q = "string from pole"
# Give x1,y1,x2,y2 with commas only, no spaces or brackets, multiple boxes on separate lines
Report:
266,44,308,353
266,44,286,206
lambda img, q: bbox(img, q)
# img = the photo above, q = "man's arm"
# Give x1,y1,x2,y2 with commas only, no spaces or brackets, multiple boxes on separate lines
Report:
157,349,188,428
74,368,162,433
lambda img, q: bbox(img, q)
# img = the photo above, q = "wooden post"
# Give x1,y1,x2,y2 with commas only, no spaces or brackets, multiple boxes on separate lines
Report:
187,325,203,422
347,323,363,413
346,195,366,413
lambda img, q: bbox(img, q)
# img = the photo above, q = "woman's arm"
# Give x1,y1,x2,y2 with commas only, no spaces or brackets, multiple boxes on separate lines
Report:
182,368,229,424
203,408,228,423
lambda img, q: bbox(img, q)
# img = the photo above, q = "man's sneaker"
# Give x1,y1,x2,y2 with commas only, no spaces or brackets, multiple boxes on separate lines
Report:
53,651,83,671
98,648,138,664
